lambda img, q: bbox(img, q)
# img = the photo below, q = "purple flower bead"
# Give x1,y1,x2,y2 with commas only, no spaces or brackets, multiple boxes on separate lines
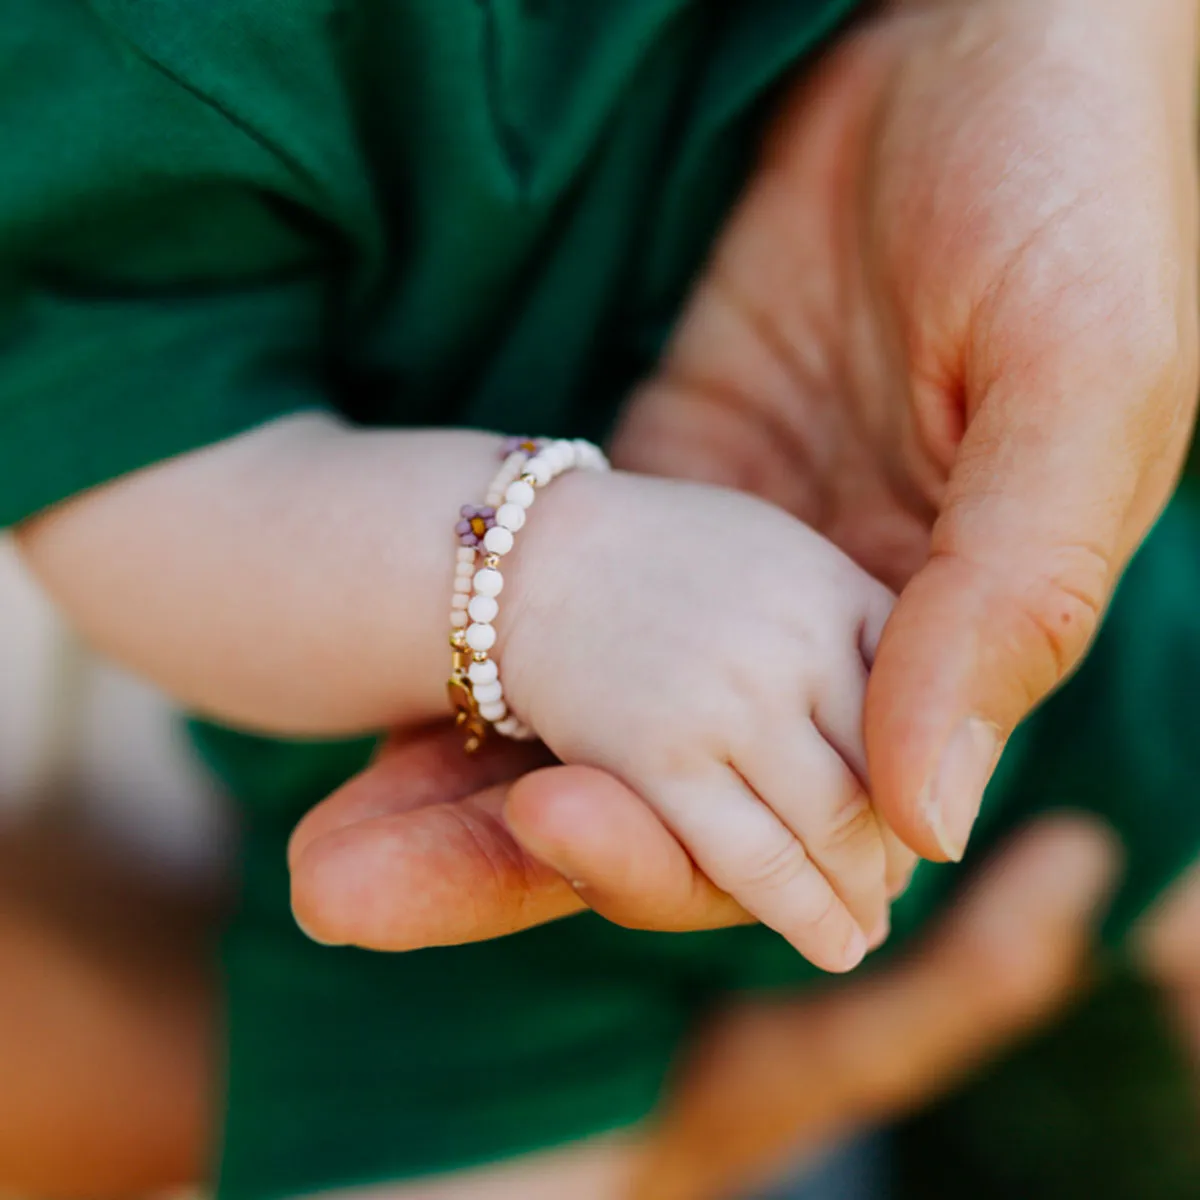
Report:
500,435,543,459
457,504,498,547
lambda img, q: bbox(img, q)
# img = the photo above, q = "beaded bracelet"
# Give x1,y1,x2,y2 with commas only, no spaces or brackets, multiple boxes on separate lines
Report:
448,436,609,752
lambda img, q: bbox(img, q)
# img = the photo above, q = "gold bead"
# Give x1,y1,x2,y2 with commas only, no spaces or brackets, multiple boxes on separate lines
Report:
450,629,467,649
484,554,500,569
520,473,537,488
473,651,489,663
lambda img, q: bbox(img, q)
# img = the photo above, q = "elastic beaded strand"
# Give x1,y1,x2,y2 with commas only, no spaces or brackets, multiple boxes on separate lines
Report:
447,436,607,750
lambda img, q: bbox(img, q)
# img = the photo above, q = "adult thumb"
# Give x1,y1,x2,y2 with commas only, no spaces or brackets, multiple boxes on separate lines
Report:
864,355,1189,862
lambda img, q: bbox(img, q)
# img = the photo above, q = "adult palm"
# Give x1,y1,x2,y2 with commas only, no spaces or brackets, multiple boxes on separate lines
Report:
615,0,1200,863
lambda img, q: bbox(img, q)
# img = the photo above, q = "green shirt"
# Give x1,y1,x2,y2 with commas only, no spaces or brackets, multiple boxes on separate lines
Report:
0,0,862,526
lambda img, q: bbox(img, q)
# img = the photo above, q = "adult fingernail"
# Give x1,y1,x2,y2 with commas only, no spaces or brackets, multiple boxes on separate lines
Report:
921,717,1002,862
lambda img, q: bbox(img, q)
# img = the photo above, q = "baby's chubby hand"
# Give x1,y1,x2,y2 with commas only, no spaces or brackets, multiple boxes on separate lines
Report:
498,470,895,970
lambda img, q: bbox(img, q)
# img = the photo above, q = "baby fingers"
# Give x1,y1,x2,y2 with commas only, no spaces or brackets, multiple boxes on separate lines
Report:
741,724,888,944
650,767,870,972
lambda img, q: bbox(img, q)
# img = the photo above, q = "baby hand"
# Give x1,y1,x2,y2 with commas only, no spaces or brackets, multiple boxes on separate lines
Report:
502,471,894,971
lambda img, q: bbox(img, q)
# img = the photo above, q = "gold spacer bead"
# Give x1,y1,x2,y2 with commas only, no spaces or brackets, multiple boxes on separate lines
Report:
450,629,467,649
520,473,537,488
473,651,489,663
484,554,500,569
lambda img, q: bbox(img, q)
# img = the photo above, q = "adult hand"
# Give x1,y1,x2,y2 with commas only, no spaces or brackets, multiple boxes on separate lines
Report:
289,723,750,949
615,0,1200,863
629,815,1120,1200
1136,858,1200,1076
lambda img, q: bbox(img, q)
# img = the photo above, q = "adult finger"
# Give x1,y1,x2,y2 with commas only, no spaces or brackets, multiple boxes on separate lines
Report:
290,780,584,950
291,727,754,948
505,766,751,933
287,724,551,869
866,325,1197,862
1133,856,1200,990
1133,858,1200,1074
630,814,1120,1200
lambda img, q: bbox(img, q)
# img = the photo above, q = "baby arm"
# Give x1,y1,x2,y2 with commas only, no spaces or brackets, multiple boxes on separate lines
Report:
17,413,893,969
15,413,506,737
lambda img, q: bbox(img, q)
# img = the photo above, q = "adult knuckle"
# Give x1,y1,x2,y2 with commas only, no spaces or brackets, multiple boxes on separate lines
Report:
1003,546,1109,701
1124,308,1191,397
440,805,540,918
1099,302,1198,446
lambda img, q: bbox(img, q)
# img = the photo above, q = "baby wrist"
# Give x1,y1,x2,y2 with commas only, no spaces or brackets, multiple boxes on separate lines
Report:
446,435,609,751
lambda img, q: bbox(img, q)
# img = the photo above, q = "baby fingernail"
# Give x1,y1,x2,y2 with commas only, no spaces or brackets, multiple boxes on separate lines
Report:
843,926,869,971
867,912,891,951
921,717,1003,862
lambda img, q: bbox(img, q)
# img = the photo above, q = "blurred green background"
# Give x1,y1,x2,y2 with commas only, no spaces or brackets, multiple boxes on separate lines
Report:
896,973,1200,1199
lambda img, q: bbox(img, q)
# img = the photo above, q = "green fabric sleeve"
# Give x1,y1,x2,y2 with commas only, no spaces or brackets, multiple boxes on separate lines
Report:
0,1,375,526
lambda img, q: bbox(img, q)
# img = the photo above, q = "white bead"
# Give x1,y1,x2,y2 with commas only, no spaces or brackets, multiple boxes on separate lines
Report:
483,526,514,555
455,559,475,577
457,546,477,564
505,480,535,509
450,611,469,628
473,568,504,597
494,716,522,736
451,593,470,610
576,440,607,470
472,680,503,705
466,622,496,652
479,700,507,723
510,724,538,741
453,577,472,596
485,492,502,506
555,440,578,469
468,659,499,685
525,456,552,486
495,503,526,532
468,594,499,623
